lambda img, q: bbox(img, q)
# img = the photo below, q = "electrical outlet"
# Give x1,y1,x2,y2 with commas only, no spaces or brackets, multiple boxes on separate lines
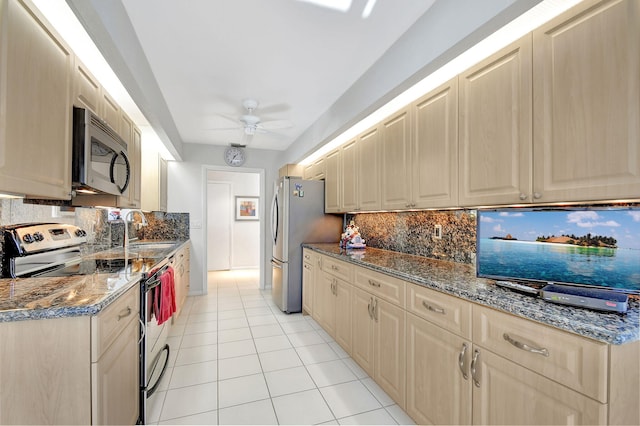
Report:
433,224,442,239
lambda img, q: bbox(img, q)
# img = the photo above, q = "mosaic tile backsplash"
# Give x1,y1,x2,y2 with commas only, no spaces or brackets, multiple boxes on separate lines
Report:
349,210,477,265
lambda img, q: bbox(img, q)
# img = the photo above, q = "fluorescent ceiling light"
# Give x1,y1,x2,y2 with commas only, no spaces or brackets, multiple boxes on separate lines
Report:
297,0,352,12
30,0,175,161
299,0,582,166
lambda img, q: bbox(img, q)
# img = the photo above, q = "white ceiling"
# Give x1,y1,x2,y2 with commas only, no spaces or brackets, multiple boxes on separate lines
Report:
108,0,436,151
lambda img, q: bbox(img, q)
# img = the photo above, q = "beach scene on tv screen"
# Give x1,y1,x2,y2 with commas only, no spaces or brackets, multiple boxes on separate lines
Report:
477,209,640,292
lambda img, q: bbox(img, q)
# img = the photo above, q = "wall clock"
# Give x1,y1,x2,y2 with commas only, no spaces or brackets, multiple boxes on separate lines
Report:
224,146,246,167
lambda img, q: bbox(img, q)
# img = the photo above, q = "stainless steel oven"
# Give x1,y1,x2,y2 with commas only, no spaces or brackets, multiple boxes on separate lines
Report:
72,106,131,196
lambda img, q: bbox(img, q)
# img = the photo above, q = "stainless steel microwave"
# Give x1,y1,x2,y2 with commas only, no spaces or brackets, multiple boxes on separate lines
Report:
72,107,130,196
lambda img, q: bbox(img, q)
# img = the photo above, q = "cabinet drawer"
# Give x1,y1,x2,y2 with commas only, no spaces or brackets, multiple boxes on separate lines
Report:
91,285,140,362
303,248,318,265
354,267,405,307
473,305,608,402
322,255,353,283
406,283,471,339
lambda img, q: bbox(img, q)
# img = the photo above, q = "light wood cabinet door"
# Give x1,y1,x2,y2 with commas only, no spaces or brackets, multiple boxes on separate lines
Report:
373,298,406,408
73,56,101,113
324,149,340,213
334,280,353,355
459,35,532,206
159,156,168,212
302,261,314,315
116,114,141,208
304,157,326,180
0,0,72,200
101,89,121,134
91,314,140,426
472,347,607,425
406,313,472,425
340,139,358,212
351,286,375,377
315,272,337,337
532,0,640,203
357,125,381,211
381,107,412,209
412,78,459,208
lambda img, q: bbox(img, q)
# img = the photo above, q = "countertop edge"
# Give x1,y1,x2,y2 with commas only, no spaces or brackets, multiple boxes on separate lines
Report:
303,244,640,345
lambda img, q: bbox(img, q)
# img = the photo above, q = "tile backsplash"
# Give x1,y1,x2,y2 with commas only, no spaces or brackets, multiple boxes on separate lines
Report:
349,210,477,264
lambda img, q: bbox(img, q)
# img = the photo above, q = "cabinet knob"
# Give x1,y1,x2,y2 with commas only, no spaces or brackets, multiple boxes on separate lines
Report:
533,192,542,200
519,193,527,201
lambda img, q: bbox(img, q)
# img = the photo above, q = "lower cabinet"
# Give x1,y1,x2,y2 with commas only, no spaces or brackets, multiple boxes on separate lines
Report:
172,242,191,318
0,284,140,425
352,286,406,408
406,312,472,425
302,248,318,315
307,250,639,425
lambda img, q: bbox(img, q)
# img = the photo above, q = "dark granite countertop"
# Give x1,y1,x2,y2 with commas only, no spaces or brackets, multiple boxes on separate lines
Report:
0,240,189,323
304,243,640,345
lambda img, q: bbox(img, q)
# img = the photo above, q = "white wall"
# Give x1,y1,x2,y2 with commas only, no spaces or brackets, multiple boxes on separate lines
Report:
207,170,260,269
167,143,283,295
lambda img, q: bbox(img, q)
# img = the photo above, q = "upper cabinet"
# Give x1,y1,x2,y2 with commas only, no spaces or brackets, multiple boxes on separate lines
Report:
381,107,412,210
532,0,640,203
458,35,532,207
340,139,358,212
0,0,73,199
357,125,381,211
324,149,340,213
73,57,101,115
304,157,325,181
412,78,458,209
141,147,168,212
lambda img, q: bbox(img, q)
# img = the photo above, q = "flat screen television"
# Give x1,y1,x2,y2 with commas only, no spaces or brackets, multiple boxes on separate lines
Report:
476,208,640,295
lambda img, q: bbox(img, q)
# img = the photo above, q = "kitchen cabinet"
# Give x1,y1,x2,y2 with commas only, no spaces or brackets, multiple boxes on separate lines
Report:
532,0,640,203
0,0,73,200
340,139,358,212
0,284,140,425
115,112,142,209
304,156,325,180
302,248,319,315
411,78,458,208
142,147,168,212
339,125,382,212
278,163,303,178
380,107,412,210
458,35,532,206
312,254,353,354
324,149,340,213
100,90,121,135
352,267,406,407
73,56,101,114
406,312,472,425
172,242,191,318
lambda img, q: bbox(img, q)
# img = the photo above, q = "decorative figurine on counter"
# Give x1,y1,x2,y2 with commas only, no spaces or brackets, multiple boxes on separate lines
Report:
340,220,366,249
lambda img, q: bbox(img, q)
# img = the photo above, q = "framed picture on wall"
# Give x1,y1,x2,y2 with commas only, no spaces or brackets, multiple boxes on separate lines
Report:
235,196,259,221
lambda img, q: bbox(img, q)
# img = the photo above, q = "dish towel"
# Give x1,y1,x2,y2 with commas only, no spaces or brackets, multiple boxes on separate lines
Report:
155,266,176,325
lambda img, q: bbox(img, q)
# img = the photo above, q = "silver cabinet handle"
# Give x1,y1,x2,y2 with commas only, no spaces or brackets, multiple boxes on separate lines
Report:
331,265,339,271
367,297,374,319
373,298,379,322
519,193,527,201
118,306,132,321
458,343,468,380
533,192,542,200
422,300,445,315
304,254,310,260
470,349,481,388
368,279,381,288
503,333,549,357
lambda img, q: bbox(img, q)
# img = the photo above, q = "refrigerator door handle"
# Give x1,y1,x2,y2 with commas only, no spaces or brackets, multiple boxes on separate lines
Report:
270,185,279,246
271,259,283,269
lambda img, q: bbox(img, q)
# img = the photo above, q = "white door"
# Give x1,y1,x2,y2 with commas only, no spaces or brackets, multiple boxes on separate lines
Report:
207,182,232,270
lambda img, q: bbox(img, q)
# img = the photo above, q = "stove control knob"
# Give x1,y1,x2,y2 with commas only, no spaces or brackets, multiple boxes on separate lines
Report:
22,234,34,243
75,229,86,237
33,232,44,242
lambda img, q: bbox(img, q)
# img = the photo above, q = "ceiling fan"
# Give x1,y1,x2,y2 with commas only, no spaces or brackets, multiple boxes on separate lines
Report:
211,98,293,137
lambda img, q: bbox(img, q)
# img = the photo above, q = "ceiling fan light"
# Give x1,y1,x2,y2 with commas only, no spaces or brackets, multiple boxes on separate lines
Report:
244,125,257,136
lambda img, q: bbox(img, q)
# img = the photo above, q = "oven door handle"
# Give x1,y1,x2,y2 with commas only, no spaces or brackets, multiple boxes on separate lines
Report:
138,317,146,344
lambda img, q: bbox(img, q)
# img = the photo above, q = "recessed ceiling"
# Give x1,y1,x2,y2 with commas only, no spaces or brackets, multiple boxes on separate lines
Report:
118,0,436,150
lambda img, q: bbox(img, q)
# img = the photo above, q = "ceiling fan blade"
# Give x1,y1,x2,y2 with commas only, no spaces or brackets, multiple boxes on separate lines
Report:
258,119,293,130
213,113,240,126
207,126,241,131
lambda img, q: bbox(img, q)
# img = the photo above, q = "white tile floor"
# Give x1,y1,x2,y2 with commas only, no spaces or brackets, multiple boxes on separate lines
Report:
147,269,416,425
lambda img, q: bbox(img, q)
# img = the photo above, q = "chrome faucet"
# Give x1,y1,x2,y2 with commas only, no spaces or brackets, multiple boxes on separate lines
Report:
123,209,148,248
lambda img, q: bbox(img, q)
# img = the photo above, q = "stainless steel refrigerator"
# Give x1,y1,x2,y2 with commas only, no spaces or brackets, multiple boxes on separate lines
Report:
271,177,342,313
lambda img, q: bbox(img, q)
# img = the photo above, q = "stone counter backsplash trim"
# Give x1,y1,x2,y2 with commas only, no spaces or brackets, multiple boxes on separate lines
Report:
349,210,477,265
